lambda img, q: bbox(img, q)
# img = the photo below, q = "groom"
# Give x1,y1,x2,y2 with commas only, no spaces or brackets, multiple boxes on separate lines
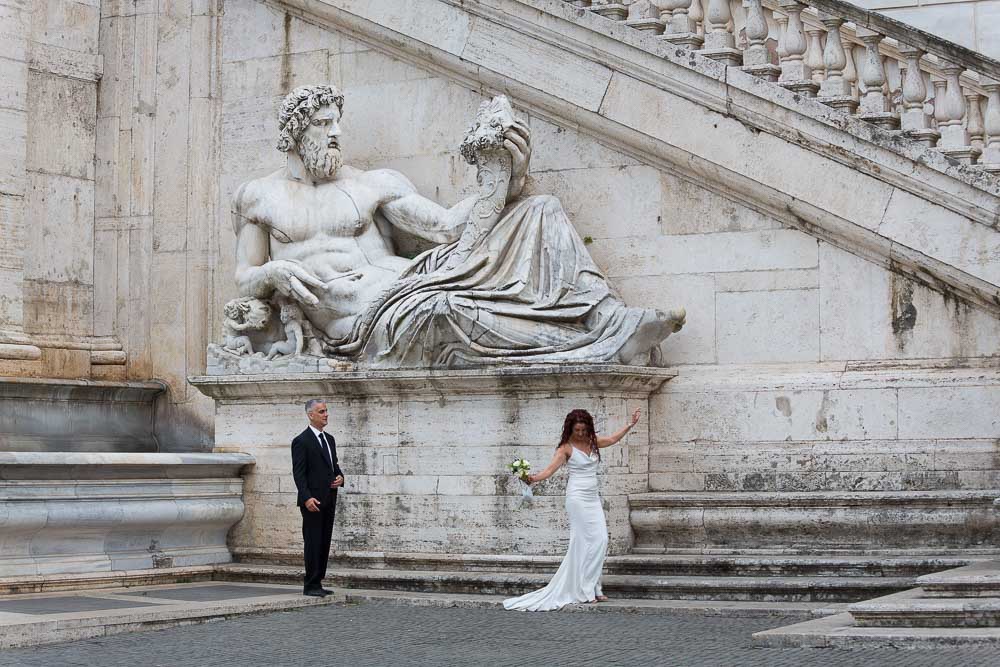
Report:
291,399,344,596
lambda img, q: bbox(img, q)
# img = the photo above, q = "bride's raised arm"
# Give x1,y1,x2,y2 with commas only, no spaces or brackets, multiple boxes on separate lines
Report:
527,444,572,484
596,408,641,449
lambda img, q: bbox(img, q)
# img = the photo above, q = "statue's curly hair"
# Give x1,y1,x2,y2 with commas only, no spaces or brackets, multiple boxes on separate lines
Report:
276,84,345,153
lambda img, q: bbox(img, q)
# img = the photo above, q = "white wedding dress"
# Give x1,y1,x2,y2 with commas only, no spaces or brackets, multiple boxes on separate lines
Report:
503,447,609,611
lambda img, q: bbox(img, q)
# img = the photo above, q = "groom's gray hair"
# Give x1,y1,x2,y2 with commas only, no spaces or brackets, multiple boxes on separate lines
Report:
304,398,326,413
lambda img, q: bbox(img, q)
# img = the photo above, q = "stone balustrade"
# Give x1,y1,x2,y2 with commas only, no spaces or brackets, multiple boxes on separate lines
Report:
567,0,1000,172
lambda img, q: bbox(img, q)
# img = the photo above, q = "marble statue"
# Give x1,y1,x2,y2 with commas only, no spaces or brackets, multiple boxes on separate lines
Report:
266,302,306,360
225,84,684,368
221,297,271,356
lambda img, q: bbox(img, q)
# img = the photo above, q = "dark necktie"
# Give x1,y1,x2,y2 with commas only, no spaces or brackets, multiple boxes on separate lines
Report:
318,432,333,467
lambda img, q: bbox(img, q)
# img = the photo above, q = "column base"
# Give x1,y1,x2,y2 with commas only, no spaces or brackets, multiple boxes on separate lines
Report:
779,80,821,98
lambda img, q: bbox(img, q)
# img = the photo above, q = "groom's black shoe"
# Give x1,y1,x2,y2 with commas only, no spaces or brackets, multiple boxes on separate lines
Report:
321,588,334,595
303,589,327,597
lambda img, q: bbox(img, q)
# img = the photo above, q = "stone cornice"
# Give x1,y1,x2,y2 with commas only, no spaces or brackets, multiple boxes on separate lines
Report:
266,0,1000,314
189,364,677,400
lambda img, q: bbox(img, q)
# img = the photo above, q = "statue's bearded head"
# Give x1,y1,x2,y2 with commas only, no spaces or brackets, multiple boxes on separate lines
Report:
276,84,346,180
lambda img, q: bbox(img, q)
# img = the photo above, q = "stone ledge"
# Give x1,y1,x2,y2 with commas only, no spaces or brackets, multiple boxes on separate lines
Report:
919,560,1000,598
0,452,255,479
0,376,165,402
190,364,677,399
630,490,1000,509
661,358,1000,392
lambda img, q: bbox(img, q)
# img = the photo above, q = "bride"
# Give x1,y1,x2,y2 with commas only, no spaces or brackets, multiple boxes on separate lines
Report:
503,407,641,611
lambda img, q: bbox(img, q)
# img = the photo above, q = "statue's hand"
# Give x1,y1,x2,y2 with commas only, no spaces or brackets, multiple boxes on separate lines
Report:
263,260,324,306
503,121,531,202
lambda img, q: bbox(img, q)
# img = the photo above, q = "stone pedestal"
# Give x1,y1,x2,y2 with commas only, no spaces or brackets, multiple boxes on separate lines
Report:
190,365,674,559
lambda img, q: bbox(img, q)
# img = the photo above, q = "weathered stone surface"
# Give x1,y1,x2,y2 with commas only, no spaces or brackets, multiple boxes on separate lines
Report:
192,366,670,556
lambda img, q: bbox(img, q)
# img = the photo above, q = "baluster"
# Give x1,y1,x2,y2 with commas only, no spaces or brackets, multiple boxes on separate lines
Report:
965,90,985,152
935,63,980,164
896,45,937,146
815,13,856,113
660,0,704,49
854,27,899,129
740,0,780,81
980,76,1000,173
699,0,742,65
805,23,825,84
843,38,859,101
776,1,818,97
932,76,948,131
591,0,629,21
775,11,788,62
690,0,705,36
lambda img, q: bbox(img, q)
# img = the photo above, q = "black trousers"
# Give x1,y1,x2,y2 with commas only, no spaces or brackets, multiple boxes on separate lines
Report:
300,498,336,593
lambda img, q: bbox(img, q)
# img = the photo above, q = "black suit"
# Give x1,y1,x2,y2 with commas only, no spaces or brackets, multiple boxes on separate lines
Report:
291,427,343,594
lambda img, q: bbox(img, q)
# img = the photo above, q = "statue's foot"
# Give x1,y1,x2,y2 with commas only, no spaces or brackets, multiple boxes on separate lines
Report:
617,307,686,365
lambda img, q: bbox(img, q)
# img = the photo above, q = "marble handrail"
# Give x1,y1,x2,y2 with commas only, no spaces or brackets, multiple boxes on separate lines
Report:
573,0,1000,173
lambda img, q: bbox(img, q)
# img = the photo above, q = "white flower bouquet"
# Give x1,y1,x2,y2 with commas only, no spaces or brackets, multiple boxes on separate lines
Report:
509,458,533,498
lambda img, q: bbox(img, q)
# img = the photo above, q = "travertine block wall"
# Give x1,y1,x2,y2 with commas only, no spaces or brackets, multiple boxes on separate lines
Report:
93,0,222,447
203,370,661,557
216,0,999,527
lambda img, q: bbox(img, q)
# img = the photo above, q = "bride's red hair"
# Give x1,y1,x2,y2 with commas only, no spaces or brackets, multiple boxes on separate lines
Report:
558,409,599,461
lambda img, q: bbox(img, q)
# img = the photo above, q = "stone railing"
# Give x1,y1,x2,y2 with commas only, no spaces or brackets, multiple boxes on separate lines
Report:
575,0,1000,173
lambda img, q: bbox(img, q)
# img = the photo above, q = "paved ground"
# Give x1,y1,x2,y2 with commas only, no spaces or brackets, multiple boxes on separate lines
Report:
4,600,1000,667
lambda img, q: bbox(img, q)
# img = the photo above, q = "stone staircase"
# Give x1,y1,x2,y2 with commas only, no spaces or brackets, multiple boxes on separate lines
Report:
218,551,971,609
753,560,1000,646
581,0,1000,171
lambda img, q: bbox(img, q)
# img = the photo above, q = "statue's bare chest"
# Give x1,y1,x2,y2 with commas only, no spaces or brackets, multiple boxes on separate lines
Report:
253,180,378,242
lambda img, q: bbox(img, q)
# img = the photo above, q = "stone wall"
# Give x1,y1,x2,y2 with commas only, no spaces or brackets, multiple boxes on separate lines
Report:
212,0,999,554
89,0,223,448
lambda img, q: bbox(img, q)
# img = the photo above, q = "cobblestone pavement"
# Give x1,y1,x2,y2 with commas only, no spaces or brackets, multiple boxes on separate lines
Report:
4,601,1000,667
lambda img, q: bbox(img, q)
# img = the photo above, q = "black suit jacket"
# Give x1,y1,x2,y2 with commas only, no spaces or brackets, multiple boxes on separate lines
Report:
291,427,344,508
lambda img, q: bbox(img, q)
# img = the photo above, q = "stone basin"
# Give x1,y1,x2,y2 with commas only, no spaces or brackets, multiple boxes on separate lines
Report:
0,452,255,577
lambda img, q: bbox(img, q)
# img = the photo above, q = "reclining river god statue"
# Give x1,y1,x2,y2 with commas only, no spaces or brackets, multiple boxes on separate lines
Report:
222,85,685,369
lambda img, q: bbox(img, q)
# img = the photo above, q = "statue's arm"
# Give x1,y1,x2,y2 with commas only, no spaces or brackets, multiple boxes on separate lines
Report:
232,183,324,306
373,170,477,244
234,222,273,298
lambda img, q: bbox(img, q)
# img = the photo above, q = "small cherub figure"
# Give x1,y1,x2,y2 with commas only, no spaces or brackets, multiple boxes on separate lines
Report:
222,297,271,356
267,302,306,359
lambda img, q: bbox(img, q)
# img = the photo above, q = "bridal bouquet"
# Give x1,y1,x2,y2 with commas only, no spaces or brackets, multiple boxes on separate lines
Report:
509,458,533,498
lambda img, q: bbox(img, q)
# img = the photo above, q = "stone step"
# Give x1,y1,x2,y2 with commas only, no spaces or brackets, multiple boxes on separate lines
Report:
852,593,1000,628
341,588,848,619
0,581,338,649
0,566,218,596
216,563,914,602
628,491,1000,553
234,548,970,578
918,560,1000,598
752,611,1000,649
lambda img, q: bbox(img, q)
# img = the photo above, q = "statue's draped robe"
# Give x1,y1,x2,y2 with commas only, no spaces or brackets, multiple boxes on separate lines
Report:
322,195,651,368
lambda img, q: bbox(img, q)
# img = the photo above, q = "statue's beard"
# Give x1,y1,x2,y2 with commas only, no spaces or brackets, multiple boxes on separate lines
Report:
298,135,343,180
